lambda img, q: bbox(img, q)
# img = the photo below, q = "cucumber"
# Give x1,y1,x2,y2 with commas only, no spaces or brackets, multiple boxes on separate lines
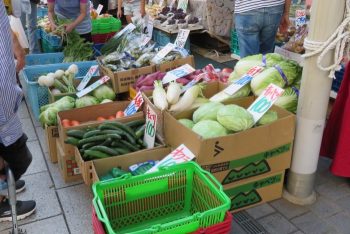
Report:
121,132,136,144
137,139,147,149
100,130,124,135
135,125,145,139
82,142,102,149
89,146,119,156
113,147,131,155
66,130,85,139
98,123,121,131
64,137,80,146
101,138,113,146
107,122,137,138
126,120,145,128
78,135,111,146
84,150,110,159
83,130,103,139
121,140,139,152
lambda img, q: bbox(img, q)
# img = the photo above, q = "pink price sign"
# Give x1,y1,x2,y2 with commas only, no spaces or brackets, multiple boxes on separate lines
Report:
124,91,144,116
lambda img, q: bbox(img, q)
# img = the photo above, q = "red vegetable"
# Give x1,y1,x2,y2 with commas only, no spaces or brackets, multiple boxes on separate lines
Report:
139,85,154,92
176,78,190,85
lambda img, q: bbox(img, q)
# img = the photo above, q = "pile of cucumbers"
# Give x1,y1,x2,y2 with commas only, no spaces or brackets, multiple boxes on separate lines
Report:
65,119,149,160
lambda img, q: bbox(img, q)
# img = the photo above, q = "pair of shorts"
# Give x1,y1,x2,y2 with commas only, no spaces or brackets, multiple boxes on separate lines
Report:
123,1,141,16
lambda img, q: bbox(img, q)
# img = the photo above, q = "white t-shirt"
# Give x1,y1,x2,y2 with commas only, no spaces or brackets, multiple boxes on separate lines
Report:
235,0,285,13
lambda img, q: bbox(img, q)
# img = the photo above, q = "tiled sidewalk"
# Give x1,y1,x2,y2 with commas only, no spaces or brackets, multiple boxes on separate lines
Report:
1,101,350,234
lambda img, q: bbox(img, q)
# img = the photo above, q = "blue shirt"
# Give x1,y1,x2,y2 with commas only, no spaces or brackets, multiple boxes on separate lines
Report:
52,0,92,35
0,1,24,146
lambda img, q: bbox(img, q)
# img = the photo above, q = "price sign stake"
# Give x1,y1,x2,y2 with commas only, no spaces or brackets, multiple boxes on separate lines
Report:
76,76,110,98
77,65,99,91
124,91,144,116
143,105,157,149
96,4,103,15
247,84,285,123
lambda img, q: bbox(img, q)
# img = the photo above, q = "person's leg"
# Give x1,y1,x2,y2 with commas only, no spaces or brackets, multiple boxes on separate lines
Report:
259,4,284,54
27,2,40,53
124,3,133,23
79,32,93,43
234,10,262,58
0,134,32,182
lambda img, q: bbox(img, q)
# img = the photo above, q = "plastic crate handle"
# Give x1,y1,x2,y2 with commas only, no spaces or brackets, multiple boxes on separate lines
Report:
158,163,224,191
92,196,108,224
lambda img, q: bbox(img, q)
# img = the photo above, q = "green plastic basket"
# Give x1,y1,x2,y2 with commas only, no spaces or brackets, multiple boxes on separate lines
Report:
92,162,231,234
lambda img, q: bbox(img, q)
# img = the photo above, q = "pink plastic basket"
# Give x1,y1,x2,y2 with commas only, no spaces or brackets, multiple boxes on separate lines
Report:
92,206,105,234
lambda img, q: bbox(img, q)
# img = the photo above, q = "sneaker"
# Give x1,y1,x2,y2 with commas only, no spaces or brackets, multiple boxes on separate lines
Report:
0,180,26,195
0,198,36,222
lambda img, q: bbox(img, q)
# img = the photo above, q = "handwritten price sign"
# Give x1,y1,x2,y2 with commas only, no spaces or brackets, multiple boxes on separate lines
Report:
174,29,190,49
76,76,110,98
124,91,144,116
143,105,157,148
295,9,306,27
224,66,264,95
247,84,284,123
77,65,99,91
147,144,195,173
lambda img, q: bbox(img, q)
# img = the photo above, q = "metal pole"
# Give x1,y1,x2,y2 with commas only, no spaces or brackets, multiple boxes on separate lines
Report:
284,0,346,205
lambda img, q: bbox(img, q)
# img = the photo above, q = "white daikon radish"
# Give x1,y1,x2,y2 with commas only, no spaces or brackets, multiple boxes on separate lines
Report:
169,84,202,113
166,82,181,105
153,81,168,110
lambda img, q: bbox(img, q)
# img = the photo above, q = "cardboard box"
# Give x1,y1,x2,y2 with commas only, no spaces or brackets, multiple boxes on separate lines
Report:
91,147,171,183
45,125,59,163
98,57,156,93
275,46,304,66
57,101,143,155
225,170,285,212
155,56,195,72
164,97,296,186
57,140,81,183
142,81,220,140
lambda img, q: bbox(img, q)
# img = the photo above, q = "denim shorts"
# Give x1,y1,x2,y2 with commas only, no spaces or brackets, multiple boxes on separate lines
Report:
234,4,284,58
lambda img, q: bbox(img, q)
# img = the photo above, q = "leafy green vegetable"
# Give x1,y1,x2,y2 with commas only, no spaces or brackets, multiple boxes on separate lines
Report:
92,85,116,101
257,111,278,126
40,96,75,112
193,102,224,123
275,87,299,113
217,104,254,132
178,119,195,129
75,95,99,108
39,107,60,126
192,120,228,139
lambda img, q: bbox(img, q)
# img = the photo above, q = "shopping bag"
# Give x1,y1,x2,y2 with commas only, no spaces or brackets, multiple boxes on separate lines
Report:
8,16,29,49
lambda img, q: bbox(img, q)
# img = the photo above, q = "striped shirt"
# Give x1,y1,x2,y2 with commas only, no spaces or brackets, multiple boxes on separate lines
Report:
0,1,23,146
235,0,285,13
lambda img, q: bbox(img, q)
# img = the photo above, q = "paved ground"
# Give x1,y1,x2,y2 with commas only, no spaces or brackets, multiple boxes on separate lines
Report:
1,100,350,234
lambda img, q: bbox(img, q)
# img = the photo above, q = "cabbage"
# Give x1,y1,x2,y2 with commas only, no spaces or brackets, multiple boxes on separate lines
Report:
92,85,116,101
192,120,228,139
250,60,302,96
40,96,75,113
275,87,299,113
257,111,278,126
39,107,59,126
75,95,99,108
178,119,194,129
217,104,254,132
193,102,224,123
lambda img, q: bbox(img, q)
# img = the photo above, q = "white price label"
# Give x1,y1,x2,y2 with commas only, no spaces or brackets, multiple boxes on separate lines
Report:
159,0,164,6
147,17,154,38
174,29,190,48
151,43,176,63
144,105,157,149
148,0,153,6
114,23,136,39
77,65,99,91
224,66,264,95
147,144,195,173
96,4,103,15
141,36,151,47
74,168,81,175
124,91,144,116
177,0,188,11
247,84,284,123
162,64,195,84
181,73,204,93
169,0,176,8
76,76,110,98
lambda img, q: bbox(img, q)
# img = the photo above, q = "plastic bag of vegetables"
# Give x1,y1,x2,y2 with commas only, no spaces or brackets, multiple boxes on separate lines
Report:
217,104,254,132
92,85,116,102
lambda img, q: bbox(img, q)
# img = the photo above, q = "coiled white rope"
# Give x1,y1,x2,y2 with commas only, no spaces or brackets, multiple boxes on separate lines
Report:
302,0,350,78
